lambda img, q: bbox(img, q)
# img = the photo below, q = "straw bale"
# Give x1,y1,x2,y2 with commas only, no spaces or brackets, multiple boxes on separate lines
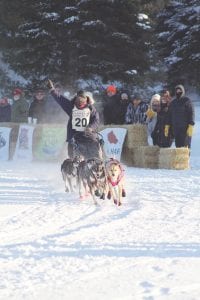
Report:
132,146,143,167
159,147,189,169
140,146,160,169
125,124,148,148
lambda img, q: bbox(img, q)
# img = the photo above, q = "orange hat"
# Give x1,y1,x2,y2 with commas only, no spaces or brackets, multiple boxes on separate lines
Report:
106,85,117,94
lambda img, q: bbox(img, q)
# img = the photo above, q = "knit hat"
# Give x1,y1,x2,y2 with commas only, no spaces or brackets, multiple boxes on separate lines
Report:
106,85,117,94
13,88,23,96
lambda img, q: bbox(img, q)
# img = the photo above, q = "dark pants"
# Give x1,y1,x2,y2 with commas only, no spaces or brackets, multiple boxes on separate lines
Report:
174,130,191,148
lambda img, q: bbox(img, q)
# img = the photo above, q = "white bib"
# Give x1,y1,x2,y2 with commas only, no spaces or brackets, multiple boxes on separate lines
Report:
72,107,91,131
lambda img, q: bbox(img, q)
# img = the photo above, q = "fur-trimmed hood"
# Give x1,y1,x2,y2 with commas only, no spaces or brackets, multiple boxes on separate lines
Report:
175,85,185,97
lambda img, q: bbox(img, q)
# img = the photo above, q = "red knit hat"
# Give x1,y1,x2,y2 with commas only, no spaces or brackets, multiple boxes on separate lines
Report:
13,88,23,96
106,85,117,94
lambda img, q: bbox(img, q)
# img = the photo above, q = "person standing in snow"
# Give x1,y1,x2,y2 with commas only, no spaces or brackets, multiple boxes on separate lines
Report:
47,79,101,159
164,84,195,148
11,88,29,123
125,93,148,124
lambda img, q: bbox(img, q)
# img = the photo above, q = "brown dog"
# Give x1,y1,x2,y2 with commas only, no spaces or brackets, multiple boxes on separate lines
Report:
106,159,126,206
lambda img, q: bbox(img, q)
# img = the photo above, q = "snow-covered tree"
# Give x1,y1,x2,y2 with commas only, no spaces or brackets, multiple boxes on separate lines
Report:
156,0,200,89
73,0,152,85
0,0,153,91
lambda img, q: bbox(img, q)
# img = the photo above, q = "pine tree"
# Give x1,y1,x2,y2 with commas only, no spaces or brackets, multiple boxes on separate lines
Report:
73,0,152,85
156,0,200,89
0,0,153,91
0,0,67,91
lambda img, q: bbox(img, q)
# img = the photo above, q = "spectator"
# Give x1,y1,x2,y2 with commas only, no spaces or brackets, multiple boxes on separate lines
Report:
0,97,11,122
44,82,66,123
11,88,29,123
103,85,121,125
146,94,161,138
125,93,148,124
147,94,173,147
165,84,195,148
160,89,172,109
28,88,47,123
118,91,130,124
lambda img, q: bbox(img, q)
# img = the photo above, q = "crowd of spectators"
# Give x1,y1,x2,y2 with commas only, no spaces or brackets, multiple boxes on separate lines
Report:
0,83,195,149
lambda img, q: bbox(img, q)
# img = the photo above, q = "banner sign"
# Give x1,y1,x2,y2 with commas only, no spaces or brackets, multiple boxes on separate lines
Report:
13,125,35,161
34,127,66,160
100,128,127,161
0,127,12,161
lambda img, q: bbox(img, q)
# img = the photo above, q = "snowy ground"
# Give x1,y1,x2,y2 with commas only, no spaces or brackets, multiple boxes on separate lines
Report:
0,106,200,300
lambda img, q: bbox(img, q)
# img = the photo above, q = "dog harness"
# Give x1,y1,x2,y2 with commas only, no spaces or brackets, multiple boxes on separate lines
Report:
106,159,124,187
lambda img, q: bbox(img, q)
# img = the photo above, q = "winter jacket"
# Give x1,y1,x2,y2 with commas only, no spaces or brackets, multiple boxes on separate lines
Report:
0,103,11,122
51,90,99,142
166,86,195,135
11,98,29,123
151,109,173,148
103,93,126,125
125,101,148,124
28,98,47,123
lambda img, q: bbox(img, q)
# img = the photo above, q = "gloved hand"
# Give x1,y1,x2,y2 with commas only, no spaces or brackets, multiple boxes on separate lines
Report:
186,124,194,137
164,125,170,137
146,108,156,119
47,79,54,90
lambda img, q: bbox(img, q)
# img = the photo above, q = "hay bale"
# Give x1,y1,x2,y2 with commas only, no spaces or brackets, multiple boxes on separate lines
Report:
159,148,189,170
125,124,148,148
140,146,160,169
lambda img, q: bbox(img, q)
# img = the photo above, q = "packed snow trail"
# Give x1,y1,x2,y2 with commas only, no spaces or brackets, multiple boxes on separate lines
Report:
0,159,200,300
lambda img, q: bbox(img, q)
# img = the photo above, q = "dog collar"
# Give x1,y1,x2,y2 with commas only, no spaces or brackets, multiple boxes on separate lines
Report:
108,171,124,187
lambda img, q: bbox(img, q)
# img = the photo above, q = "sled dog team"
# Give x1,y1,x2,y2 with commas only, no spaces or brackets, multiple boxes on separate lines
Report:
61,157,126,206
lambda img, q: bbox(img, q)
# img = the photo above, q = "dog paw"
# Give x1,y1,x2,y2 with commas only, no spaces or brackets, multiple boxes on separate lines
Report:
100,193,105,200
118,202,122,206
122,189,126,197
113,199,118,205
95,190,101,197
107,191,111,199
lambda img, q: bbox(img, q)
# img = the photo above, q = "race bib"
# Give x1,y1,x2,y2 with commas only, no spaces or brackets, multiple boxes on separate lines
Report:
72,107,91,131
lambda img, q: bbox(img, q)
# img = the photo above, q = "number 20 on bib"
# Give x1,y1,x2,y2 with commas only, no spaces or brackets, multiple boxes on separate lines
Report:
72,107,91,131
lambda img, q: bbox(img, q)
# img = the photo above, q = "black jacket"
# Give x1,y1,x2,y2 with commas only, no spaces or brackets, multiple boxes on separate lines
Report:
166,96,195,135
151,107,173,148
28,99,47,123
103,93,126,125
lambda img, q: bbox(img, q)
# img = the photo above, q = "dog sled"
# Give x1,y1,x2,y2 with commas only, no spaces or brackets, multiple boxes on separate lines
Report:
71,131,104,160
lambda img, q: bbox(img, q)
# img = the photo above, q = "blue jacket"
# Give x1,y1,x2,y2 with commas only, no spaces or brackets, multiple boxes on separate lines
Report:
51,91,99,142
